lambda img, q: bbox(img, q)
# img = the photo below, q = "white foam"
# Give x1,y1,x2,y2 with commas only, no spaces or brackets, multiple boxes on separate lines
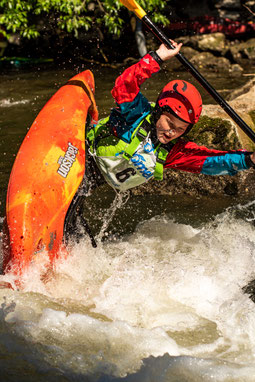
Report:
0,98,29,107
0,205,255,379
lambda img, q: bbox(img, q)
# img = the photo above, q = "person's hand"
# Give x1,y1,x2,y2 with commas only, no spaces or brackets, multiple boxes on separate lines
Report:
156,40,182,62
250,152,255,165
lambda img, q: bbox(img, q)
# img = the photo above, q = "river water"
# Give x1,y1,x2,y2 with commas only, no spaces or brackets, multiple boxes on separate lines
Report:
0,61,255,381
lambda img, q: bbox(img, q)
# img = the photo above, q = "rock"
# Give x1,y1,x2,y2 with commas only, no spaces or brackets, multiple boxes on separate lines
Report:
176,34,255,70
227,77,255,100
187,115,241,150
243,38,255,60
229,38,255,62
201,85,255,151
181,46,199,59
229,63,244,76
245,0,255,8
177,33,229,56
190,51,231,71
163,46,198,71
227,82,255,113
215,0,241,8
133,166,251,198
214,0,242,19
197,33,228,54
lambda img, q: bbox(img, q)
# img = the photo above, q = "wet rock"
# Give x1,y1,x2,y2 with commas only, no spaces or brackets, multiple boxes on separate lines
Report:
215,0,241,7
227,77,255,100
214,0,242,19
163,46,198,71
243,277,255,303
250,110,255,126
202,87,255,151
190,52,231,71
229,63,244,76
170,34,255,72
224,180,239,195
177,33,229,56
228,38,255,62
133,166,250,198
187,115,241,150
197,33,228,54
181,46,200,59
245,0,255,10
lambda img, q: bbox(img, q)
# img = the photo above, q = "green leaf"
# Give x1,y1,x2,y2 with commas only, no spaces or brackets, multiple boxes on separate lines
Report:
0,0,170,40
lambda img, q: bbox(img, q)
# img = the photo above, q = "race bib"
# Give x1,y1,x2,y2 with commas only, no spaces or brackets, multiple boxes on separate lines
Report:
95,138,157,191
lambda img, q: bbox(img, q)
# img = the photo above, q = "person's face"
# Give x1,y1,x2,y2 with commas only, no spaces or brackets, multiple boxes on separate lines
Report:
156,112,190,144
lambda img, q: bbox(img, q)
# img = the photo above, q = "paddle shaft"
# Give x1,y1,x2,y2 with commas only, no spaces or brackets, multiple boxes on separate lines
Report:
142,15,255,144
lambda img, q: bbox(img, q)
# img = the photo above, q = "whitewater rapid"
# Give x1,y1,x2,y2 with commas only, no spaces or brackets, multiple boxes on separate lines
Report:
0,201,255,381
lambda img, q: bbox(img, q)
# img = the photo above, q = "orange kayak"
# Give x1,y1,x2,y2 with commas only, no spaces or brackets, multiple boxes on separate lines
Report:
2,70,98,275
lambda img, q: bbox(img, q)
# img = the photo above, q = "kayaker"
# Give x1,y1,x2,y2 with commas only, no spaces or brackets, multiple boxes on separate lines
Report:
86,40,255,192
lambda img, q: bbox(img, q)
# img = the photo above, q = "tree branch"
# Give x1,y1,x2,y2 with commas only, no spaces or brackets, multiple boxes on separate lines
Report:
243,4,255,17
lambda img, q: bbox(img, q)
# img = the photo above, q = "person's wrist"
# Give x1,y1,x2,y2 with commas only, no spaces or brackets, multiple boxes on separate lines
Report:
155,49,165,61
149,51,164,65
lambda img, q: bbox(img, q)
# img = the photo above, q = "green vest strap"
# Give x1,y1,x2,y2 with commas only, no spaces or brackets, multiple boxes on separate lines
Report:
122,126,148,160
154,147,169,180
86,128,95,151
86,116,110,153
122,114,152,160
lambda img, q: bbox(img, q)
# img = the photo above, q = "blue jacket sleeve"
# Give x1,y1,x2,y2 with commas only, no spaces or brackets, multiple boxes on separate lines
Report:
201,152,249,175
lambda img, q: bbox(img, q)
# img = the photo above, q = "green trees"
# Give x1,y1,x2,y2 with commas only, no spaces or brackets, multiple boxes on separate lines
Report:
0,0,169,40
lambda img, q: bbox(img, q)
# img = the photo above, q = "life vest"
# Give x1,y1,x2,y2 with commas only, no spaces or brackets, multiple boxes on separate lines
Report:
86,111,175,191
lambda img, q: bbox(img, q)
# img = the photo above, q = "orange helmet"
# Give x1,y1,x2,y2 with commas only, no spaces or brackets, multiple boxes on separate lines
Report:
156,80,202,124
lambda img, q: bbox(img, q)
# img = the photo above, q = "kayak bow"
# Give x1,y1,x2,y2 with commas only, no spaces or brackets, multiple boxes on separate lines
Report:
3,70,98,275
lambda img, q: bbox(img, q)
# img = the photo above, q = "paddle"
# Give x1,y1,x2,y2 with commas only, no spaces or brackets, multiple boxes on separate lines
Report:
119,0,255,144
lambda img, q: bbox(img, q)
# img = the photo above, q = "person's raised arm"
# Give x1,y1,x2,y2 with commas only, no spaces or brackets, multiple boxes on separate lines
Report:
111,40,182,105
156,40,182,62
